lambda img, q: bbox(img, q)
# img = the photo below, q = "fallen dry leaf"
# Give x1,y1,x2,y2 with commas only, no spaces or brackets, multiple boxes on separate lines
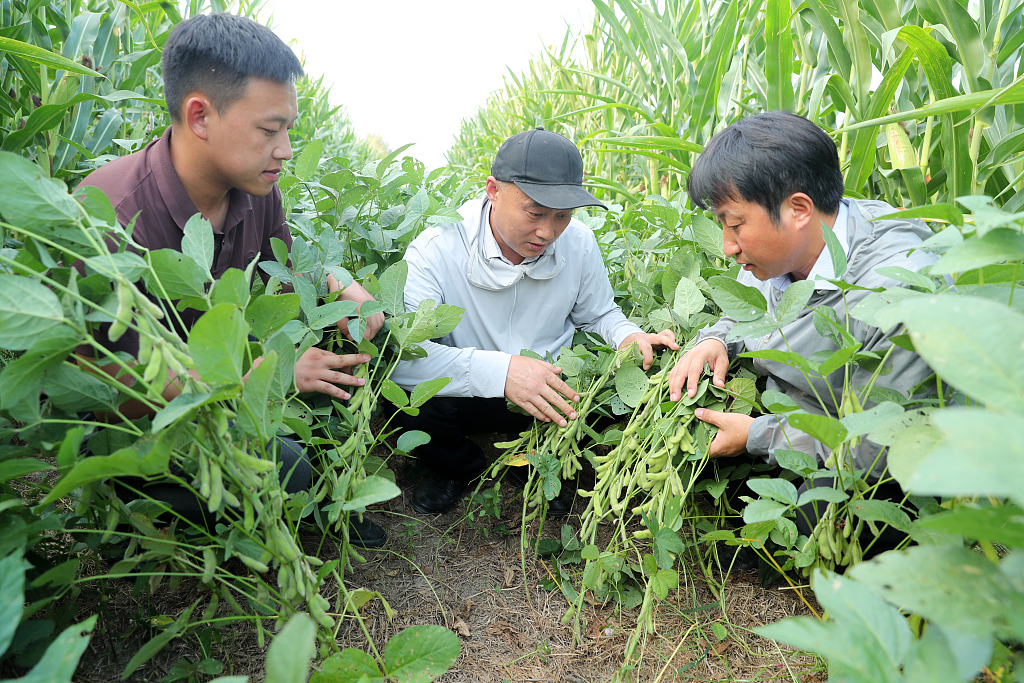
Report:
504,566,516,587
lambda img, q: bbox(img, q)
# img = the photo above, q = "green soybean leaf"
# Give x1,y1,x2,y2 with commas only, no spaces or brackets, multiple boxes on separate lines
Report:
83,251,148,280
379,379,409,408
746,478,799,506
796,486,849,506
181,213,214,274
652,528,684,569
840,401,905,440
377,260,408,316
740,348,812,374
707,276,768,322
307,300,358,330
266,331,296,399
690,214,725,259
0,325,80,409
396,430,430,453
410,377,450,407
22,614,97,682
775,280,815,327
212,268,251,309
930,229,1024,275
0,275,66,350
822,222,848,279
848,499,912,531
42,364,118,411
614,363,648,408
151,392,212,433
724,316,780,342
188,304,247,386
292,275,318,319
787,413,848,450
742,499,789,523
293,139,322,182
0,457,52,483
816,344,861,377
908,409,1024,507
246,293,300,340
886,420,942,488
874,266,937,293
896,295,1024,412
383,625,461,683
849,545,1015,639
650,568,679,601
761,390,801,413
264,613,316,683
672,277,705,323
775,449,818,474
239,351,277,439
916,505,1024,547
311,649,384,683
147,249,210,301
341,475,401,511
757,569,913,678
0,551,29,654
123,603,196,679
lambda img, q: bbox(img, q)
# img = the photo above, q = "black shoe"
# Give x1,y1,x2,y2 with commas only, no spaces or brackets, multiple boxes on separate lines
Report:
410,478,469,514
505,467,573,518
546,487,573,518
349,516,386,549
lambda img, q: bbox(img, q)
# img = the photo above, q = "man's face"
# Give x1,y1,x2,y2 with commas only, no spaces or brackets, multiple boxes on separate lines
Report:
203,77,297,197
486,178,573,265
714,196,804,281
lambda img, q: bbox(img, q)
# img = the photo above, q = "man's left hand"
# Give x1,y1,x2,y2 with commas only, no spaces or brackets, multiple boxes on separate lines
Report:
618,329,679,370
327,274,386,341
694,408,752,458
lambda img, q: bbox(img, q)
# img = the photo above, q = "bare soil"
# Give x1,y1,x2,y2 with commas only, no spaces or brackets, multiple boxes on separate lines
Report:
57,454,823,683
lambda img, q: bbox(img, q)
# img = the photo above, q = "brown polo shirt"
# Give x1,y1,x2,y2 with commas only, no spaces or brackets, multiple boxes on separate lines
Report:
77,127,292,357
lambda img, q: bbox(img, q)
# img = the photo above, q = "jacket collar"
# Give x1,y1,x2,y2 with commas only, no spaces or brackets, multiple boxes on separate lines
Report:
462,197,566,291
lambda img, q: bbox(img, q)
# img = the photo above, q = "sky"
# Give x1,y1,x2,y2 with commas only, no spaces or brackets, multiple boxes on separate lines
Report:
264,0,595,169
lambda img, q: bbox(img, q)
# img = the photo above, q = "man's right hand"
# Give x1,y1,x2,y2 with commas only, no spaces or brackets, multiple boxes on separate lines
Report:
504,355,580,426
668,338,730,401
294,347,370,400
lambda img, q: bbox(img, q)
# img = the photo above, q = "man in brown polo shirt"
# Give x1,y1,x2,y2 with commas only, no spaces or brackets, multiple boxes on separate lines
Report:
77,13,386,547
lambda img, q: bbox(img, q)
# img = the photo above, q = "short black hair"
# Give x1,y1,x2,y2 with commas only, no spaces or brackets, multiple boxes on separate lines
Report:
687,111,845,222
161,13,303,121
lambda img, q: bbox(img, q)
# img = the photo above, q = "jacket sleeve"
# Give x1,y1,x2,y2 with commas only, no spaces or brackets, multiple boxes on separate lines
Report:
694,313,745,357
746,313,934,479
569,232,642,348
388,236,511,398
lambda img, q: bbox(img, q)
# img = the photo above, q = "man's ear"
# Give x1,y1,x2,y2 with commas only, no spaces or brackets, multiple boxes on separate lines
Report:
183,94,215,141
485,176,500,202
786,192,816,230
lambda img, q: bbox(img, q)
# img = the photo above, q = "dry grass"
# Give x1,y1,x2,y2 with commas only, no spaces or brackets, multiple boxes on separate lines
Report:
31,459,825,682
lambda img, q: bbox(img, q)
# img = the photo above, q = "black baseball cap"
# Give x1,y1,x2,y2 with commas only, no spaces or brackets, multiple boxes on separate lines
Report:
490,128,607,210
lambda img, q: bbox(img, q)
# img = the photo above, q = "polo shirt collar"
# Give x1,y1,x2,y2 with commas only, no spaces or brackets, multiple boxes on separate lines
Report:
466,198,565,291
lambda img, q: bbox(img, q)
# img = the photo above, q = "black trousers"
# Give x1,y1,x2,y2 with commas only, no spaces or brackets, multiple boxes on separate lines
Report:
112,435,311,527
794,474,909,557
391,397,530,480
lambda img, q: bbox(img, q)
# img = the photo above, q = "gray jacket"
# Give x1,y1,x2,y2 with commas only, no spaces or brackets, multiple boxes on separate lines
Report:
696,199,937,476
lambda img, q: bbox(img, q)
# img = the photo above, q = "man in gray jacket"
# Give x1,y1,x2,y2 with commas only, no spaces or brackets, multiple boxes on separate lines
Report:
667,111,936,539
391,128,676,514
